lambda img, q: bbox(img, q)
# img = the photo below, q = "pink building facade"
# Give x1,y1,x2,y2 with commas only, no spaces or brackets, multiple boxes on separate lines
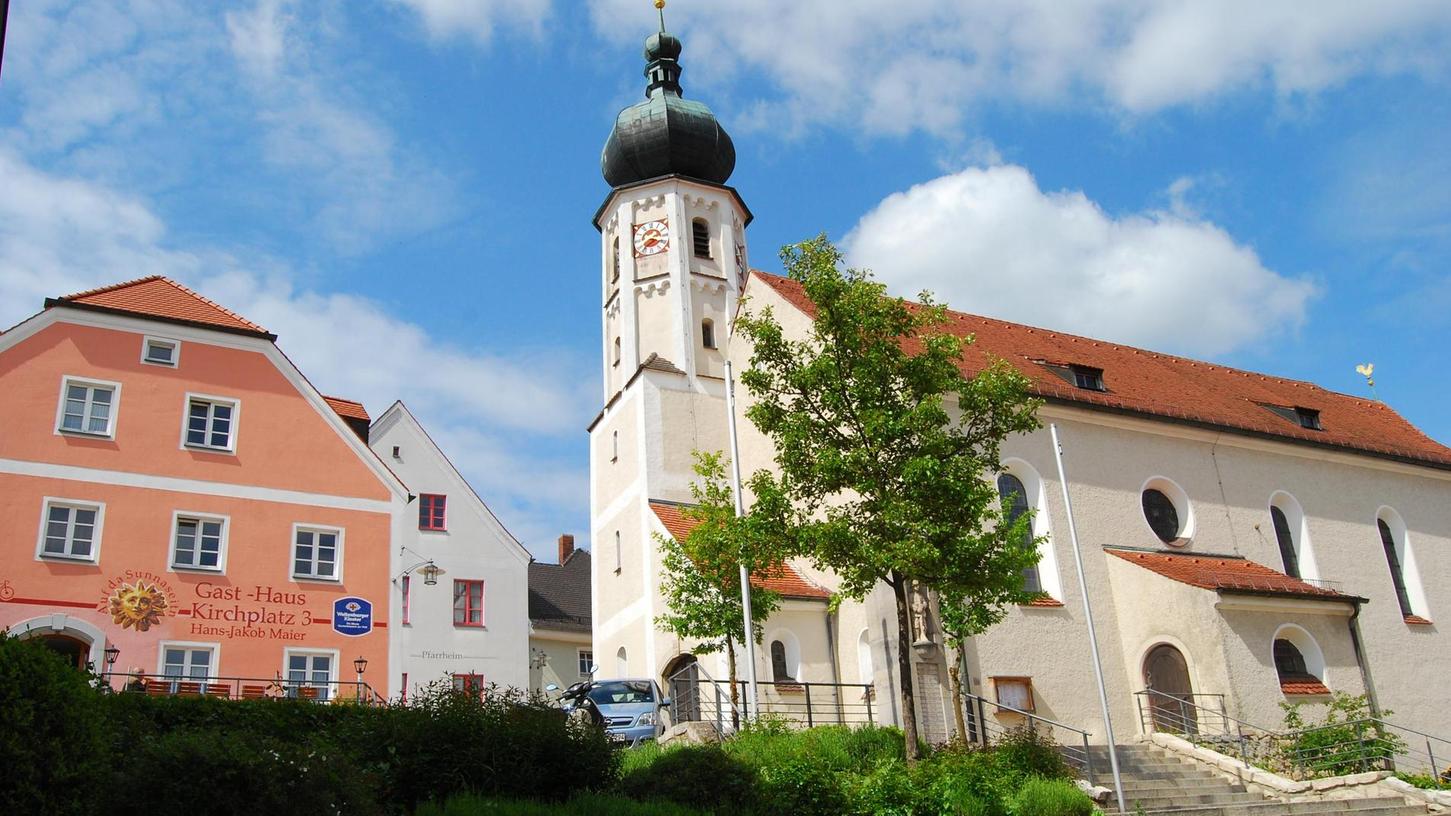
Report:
0,277,409,698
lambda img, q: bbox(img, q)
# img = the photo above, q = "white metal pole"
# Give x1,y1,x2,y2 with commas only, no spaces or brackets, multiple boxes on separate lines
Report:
724,359,761,721
1050,423,1126,814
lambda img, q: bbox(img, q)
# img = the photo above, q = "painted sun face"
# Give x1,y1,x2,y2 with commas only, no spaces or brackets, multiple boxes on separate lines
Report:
107,581,170,632
633,219,669,257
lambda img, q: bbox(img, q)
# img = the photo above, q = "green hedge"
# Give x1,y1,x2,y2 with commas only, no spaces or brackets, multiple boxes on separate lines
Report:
0,635,616,814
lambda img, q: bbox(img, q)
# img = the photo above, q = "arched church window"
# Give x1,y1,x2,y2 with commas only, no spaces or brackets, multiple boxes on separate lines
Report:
1270,505,1299,578
996,472,1039,593
1273,639,1310,680
613,337,621,367
614,531,622,574
611,236,621,283
692,218,711,259
1378,516,1414,618
702,319,716,349
616,646,627,676
611,430,619,462
770,640,793,682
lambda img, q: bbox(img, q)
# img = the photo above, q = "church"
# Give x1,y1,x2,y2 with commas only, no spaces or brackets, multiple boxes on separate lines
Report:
588,16,1451,749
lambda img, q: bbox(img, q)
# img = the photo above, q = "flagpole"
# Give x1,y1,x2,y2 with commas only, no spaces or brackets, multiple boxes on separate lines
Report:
724,359,761,721
1050,423,1125,814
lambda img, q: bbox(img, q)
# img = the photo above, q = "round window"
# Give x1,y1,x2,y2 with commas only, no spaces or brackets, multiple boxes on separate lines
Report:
1142,488,1181,543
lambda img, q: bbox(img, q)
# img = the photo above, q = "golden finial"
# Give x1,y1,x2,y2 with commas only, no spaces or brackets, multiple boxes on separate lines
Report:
655,0,667,31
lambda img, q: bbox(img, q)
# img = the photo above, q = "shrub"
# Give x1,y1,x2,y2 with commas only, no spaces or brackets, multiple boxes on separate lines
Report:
994,727,1071,782
844,758,921,815
0,633,105,815
1280,693,1404,779
618,744,760,812
418,792,708,815
1008,778,1094,816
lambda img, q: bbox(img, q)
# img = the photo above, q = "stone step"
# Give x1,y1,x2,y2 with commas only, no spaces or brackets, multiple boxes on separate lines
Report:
1118,791,1268,809
1118,779,1248,796
1111,798,1424,816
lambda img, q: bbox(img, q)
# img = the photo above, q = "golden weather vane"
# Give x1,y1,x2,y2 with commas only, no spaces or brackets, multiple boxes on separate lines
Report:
1355,362,1379,400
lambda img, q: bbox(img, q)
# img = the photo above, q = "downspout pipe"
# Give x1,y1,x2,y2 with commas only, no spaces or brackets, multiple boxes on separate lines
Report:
1347,600,1382,718
825,606,843,721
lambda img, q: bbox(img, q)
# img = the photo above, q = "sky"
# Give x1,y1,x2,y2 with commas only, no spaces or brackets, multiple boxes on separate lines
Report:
2,1,1449,561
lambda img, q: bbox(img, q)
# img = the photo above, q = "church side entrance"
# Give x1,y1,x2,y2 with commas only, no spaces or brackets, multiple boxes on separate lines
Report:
1143,643,1198,734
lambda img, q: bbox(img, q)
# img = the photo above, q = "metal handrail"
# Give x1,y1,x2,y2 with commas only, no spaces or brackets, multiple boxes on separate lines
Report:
961,691,1097,784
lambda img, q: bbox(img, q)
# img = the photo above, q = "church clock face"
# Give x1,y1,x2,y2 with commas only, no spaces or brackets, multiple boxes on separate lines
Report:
633,219,669,257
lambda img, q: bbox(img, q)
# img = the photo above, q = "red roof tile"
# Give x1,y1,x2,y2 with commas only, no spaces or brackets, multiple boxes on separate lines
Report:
323,396,370,422
1281,678,1332,695
1025,596,1065,607
1106,548,1356,601
1404,615,1434,626
51,276,271,337
751,272,1451,471
648,501,831,600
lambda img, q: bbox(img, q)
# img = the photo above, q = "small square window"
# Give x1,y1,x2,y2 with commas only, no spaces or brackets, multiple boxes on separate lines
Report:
419,494,447,531
1070,366,1105,391
184,396,238,452
992,676,1035,712
293,526,342,581
143,337,180,367
37,499,104,562
453,580,484,627
284,650,335,701
57,377,119,437
161,644,216,681
578,649,594,677
171,514,226,571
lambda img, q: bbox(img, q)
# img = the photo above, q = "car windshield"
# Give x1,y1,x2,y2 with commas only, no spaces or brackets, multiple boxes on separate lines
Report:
587,680,655,705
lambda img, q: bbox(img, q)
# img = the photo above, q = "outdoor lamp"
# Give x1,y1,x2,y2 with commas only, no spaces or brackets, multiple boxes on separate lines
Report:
104,645,120,668
354,656,368,677
420,562,444,586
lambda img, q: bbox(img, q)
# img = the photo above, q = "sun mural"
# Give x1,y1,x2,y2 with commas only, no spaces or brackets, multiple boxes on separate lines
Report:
106,580,171,631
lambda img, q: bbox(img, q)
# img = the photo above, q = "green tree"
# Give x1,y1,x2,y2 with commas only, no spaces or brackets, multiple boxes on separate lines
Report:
737,236,1042,760
655,451,787,729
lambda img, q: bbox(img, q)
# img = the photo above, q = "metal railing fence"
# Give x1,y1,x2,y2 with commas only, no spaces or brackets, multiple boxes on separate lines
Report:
665,663,875,737
959,691,1098,783
100,671,386,705
1134,688,1451,783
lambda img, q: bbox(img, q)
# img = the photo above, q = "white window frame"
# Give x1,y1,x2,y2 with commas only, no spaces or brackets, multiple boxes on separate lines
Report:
54,376,122,439
156,641,220,681
282,647,339,700
290,523,344,582
999,459,1065,602
168,511,230,573
35,497,106,563
578,649,594,678
180,392,241,454
141,336,181,367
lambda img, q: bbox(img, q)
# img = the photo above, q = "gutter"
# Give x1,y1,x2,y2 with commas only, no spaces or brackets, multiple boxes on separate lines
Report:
1347,600,1383,718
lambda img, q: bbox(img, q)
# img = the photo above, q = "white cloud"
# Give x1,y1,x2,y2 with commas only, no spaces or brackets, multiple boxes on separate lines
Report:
843,164,1317,358
587,0,1451,135
0,149,591,558
388,0,551,43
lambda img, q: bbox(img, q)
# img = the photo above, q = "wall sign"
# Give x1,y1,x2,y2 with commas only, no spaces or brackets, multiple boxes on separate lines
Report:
332,596,373,637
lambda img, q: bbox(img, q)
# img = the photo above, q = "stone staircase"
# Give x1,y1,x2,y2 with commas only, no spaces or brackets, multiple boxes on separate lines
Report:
1084,744,1426,816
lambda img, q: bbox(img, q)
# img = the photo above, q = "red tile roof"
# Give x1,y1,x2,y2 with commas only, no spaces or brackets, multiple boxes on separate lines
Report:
752,272,1451,471
1025,596,1065,608
50,276,272,338
1281,678,1332,695
1106,548,1357,601
1404,615,1434,626
323,396,370,422
648,500,831,600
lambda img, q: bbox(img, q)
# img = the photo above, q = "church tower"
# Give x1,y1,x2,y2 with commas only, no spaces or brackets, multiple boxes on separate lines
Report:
589,6,751,682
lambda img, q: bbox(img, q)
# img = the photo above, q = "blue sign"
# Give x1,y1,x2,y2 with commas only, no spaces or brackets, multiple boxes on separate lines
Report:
332,596,373,637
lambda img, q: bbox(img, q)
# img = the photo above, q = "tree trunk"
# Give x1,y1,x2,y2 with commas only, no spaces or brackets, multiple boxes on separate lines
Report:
948,642,968,745
726,634,741,731
890,571,922,762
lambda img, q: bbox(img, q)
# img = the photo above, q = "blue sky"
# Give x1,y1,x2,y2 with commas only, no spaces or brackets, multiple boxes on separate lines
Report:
2,1,1449,560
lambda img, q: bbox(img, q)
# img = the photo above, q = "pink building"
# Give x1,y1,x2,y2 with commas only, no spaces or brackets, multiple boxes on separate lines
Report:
0,277,408,699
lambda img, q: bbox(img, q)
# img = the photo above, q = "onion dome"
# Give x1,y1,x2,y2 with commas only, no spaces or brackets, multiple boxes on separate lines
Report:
601,8,735,188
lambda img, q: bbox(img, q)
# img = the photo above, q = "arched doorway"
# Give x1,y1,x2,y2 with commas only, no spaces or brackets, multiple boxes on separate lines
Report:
36,633,91,670
1143,644,1197,734
662,654,701,724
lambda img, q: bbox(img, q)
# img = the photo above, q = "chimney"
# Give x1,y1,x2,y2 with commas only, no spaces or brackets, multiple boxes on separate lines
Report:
557,534,575,564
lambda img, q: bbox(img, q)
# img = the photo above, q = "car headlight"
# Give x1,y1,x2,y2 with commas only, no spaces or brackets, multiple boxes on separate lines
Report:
637,711,656,726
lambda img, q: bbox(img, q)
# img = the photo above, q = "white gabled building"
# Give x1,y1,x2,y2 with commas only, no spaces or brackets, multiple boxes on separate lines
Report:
370,402,532,697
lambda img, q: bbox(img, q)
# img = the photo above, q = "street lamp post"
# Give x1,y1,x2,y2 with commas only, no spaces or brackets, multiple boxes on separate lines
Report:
354,656,369,703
